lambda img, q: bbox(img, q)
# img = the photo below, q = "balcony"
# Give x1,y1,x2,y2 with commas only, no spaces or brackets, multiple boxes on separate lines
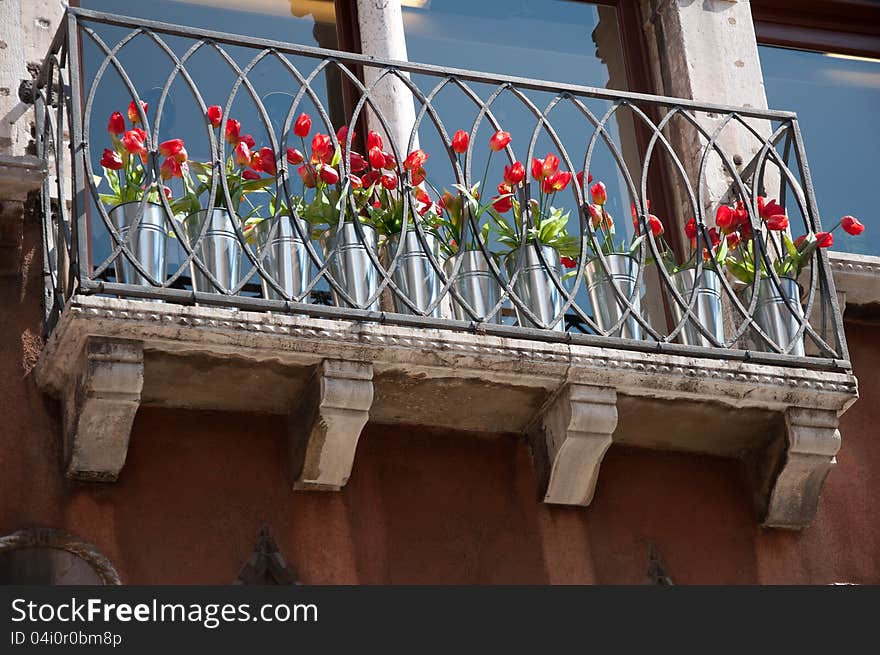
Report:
31,8,857,529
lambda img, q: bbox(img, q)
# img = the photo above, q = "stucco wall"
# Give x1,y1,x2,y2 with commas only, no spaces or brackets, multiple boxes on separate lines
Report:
1,216,877,584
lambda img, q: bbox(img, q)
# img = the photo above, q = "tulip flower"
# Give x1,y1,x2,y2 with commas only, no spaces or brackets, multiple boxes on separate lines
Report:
492,194,513,213
715,205,737,233
648,214,664,237
588,203,603,229
410,167,426,186
816,231,834,248
367,130,383,150
286,147,304,165
293,113,312,138
225,119,241,145
685,217,697,239
207,105,222,129
255,147,276,176
336,125,354,147
841,215,865,236
531,154,560,181
368,146,386,170
100,148,123,170
349,174,363,189
382,152,397,170
319,165,339,185
108,112,125,135
576,171,593,187
757,197,784,220
298,164,316,188
451,130,469,154
162,185,172,201
127,100,148,124
160,157,182,180
239,134,255,149
708,227,721,247
158,139,187,162
234,141,251,167
489,130,511,151
766,214,789,231
590,181,606,205
542,170,571,194
414,187,430,205
381,174,398,190
404,149,428,171
242,169,260,181
349,151,367,173
361,169,381,188
727,232,741,249
561,256,577,269
311,133,333,163
122,128,146,155
503,161,525,186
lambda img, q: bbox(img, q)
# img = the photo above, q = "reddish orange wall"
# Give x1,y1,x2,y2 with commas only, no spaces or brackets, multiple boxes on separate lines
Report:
2,220,878,584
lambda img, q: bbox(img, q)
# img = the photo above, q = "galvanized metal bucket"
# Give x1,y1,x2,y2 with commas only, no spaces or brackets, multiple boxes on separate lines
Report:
387,230,443,318
181,208,243,294
320,222,380,312
504,243,565,332
584,253,643,340
665,268,724,347
250,216,312,302
109,201,167,289
739,276,806,357
443,250,501,323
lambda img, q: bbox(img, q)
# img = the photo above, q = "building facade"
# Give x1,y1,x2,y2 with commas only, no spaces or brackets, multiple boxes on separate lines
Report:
0,0,877,584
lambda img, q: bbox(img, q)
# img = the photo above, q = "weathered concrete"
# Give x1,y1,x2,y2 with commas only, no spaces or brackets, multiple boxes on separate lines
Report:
289,359,374,491
828,252,880,309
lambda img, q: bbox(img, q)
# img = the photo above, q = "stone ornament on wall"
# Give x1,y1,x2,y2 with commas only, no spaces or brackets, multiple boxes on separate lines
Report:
0,528,121,585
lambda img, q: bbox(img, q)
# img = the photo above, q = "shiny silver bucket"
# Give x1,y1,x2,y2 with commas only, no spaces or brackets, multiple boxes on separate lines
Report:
387,230,443,318
251,216,312,302
181,208,243,294
739,276,806,357
443,250,501,323
109,202,167,289
504,244,565,332
665,268,724,347
320,222,380,312
584,253,643,340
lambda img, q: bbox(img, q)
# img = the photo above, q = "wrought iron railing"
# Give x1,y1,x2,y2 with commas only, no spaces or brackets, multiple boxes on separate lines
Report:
33,8,850,370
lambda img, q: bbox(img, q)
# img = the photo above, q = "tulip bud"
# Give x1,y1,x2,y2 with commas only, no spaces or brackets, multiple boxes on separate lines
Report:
108,112,125,135
816,231,834,248
293,113,312,138
286,147,304,165
840,215,865,236
100,148,124,170
451,130,469,154
590,181,607,205
489,130,511,151
207,105,222,129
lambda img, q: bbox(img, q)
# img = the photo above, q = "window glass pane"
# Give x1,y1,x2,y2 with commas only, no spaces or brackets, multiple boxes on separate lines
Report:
759,45,880,256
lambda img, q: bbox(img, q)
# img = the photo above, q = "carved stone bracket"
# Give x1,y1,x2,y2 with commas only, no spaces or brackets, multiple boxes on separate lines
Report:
62,337,144,481
289,359,374,491
760,407,842,529
530,384,618,506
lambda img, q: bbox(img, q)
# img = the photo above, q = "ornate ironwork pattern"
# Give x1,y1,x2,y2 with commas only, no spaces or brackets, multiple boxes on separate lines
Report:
33,8,850,371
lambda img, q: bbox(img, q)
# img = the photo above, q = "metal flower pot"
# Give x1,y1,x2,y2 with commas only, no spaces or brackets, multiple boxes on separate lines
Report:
665,268,724,347
320,222,380,312
443,250,501,323
739,276,806,357
504,243,565,332
181,208,243,294
584,253,643,340
109,201,167,289
250,216,312,302
387,230,443,318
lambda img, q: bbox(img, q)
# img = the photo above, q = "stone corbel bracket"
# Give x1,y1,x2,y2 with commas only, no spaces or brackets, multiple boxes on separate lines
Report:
45,337,144,481
289,359,374,491
530,384,617,506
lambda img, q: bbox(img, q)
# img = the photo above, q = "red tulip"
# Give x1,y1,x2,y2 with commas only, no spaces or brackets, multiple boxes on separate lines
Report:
319,164,339,185
367,130,383,150
708,227,721,247
160,157,182,180
207,105,222,129
757,197,784,220
234,141,251,167
727,232,741,249
381,174,398,190
348,151,367,173
492,194,513,213
576,171,593,187
286,147,304,165
766,214,789,231
542,170,571,193
372,200,382,209
298,164,316,188
503,161,525,186
257,147,276,176
336,125,354,147
162,185,172,201
587,203,603,229
311,133,333,163
349,174,363,189
414,187,430,205
715,205,737,233
100,148,123,170
684,217,698,239
590,181,606,205
158,139,187,162
489,130,511,151
225,119,241,145
531,154,559,181
242,169,260,181
361,169,381,188
382,152,397,170
793,234,808,250
368,146,386,170
108,112,125,135
560,256,577,269
451,130,469,154
239,134,255,149
404,149,428,171
122,128,146,155
127,100,147,124
816,231,834,248
293,113,311,138
410,167,426,186
841,215,864,235
648,214,664,237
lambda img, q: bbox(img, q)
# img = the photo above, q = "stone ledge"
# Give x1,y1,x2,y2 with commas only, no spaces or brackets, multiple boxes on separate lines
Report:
0,154,46,200
829,252,880,309
34,295,859,529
